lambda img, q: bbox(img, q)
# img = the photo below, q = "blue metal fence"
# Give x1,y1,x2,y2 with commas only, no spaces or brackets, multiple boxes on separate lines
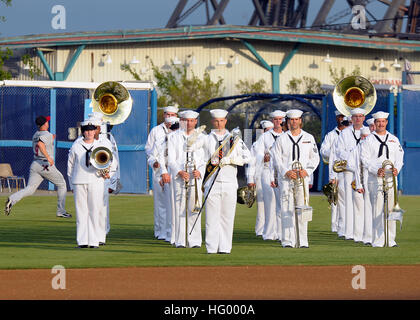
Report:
0,85,155,194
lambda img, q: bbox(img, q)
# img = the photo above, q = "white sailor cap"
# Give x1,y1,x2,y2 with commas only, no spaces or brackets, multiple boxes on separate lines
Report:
361,127,371,136
335,110,345,116
372,111,389,120
350,108,366,115
210,109,228,119
165,116,179,124
179,110,199,119
80,119,101,127
260,120,274,129
163,105,179,114
269,110,286,118
286,109,303,119
366,118,375,125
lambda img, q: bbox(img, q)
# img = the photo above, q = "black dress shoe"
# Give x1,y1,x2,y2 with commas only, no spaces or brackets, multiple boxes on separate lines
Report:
99,242,106,246
176,245,186,248
76,245,88,249
89,246,99,249
191,246,200,248
300,246,309,248
283,245,293,248
218,252,229,254
392,244,399,247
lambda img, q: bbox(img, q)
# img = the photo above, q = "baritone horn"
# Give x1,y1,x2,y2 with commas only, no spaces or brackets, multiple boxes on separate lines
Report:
381,160,404,245
90,146,113,177
333,76,377,117
92,81,133,125
291,161,313,248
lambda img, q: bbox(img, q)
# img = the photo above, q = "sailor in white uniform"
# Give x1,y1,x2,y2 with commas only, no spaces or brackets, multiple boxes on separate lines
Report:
67,118,116,248
351,127,372,245
246,120,273,237
360,111,404,247
203,109,251,254
271,109,319,248
252,111,285,241
167,110,207,248
335,108,367,241
83,112,120,246
145,106,178,240
320,110,345,233
154,116,179,244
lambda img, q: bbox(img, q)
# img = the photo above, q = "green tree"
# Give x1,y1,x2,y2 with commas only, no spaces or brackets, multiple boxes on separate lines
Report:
328,65,362,84
235,79,268,94
0,48,12,80
0,0,12,22
122,61,225,109
286,76,322,94
0,1,41,80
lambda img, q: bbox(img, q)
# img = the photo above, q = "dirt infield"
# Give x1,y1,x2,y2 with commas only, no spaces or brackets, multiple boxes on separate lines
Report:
1,265,419,300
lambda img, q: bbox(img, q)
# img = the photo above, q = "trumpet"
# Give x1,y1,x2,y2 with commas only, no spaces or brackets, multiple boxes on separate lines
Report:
381,160,404,247
90,146,113,178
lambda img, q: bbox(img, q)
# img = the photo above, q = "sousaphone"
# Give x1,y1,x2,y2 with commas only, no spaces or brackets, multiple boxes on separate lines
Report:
92,81,133,125
333,76,377,117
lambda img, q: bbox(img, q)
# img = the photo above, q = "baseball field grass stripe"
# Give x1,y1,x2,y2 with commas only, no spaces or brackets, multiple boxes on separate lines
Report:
0,195,419,269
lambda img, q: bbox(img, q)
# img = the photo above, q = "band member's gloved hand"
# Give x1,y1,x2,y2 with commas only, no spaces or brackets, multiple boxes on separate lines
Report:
220,156,244,167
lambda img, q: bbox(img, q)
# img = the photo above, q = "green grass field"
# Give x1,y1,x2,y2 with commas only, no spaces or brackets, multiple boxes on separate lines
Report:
0,194,419,269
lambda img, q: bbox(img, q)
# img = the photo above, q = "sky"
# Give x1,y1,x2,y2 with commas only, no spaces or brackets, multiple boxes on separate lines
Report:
0,0,400,38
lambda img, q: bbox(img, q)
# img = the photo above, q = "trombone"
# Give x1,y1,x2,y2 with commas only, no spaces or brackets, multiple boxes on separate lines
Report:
381,160,404,247
291,161,312,248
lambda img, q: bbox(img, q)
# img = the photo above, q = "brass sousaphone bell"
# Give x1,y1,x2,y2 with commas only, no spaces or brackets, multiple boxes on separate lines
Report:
90,146,113,177
333,75,377,117
92,81,133,125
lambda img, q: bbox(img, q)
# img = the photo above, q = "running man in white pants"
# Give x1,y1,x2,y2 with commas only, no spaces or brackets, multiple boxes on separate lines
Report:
5,115,70,218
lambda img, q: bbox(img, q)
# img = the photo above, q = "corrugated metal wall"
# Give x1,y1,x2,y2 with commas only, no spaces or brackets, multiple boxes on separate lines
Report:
15,39,419,94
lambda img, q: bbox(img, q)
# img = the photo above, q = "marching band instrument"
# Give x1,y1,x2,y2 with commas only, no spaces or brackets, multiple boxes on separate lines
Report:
333,76,377,117
92,81,133,125
381,160,405,246
333,159,347,173
237,185,256,208
90,146,113,178
291,161,313,248
322,180,338,207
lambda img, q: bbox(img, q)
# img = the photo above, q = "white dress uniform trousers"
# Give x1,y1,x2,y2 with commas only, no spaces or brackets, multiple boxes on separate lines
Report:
320,127,341,232
246,143,264,236
329,139,346,237
253,129,283,240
